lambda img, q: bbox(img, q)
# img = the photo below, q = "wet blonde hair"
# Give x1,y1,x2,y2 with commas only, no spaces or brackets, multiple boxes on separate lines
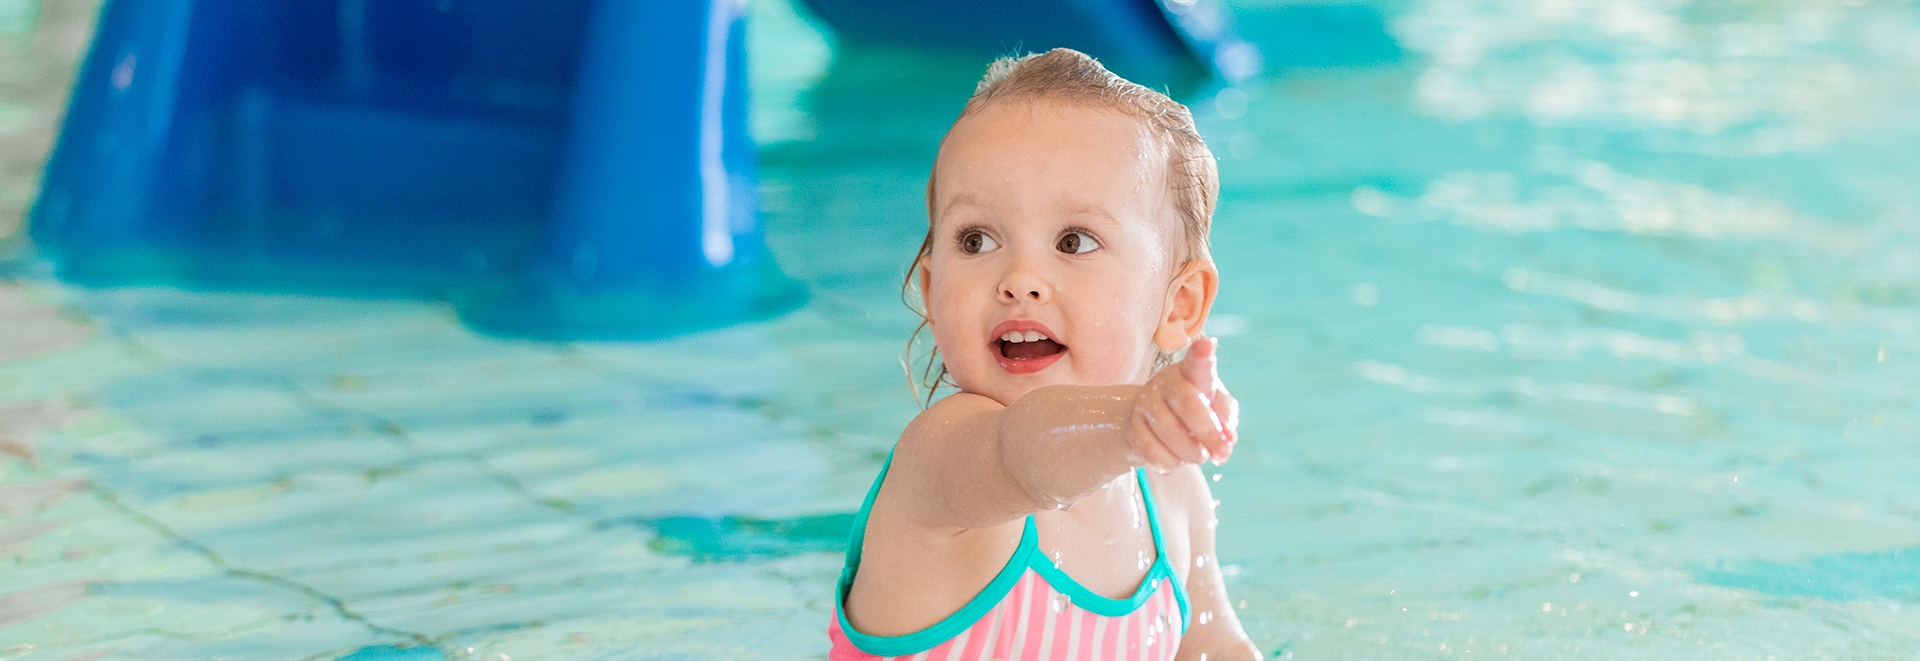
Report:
903,48,1221,405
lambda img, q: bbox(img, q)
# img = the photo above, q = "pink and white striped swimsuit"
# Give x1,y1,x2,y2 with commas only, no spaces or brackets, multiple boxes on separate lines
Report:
829,463,1189,660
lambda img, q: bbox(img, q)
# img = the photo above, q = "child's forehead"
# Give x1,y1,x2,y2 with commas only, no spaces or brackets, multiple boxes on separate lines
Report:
948,101,1161,157
936,103,1163,187
926,100,1183,246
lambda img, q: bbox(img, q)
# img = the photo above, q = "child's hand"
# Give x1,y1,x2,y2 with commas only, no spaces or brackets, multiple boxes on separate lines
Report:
1127,336,1239,470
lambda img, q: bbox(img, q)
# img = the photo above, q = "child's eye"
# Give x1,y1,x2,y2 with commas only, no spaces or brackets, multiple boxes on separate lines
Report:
959,230,999,254
1056,230,1101,254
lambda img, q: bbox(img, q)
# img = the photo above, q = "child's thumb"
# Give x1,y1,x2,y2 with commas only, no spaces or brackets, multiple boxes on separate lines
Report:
1180,336,1217,386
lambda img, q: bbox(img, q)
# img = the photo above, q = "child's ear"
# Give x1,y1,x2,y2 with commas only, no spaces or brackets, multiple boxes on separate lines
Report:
1155,259,1219,353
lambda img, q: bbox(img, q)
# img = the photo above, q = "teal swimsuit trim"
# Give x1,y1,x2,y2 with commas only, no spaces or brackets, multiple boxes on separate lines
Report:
834,454,1191,657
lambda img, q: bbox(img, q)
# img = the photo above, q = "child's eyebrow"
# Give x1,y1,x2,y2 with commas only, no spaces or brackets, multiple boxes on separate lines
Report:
937,193,985,220
1058,201,1123,228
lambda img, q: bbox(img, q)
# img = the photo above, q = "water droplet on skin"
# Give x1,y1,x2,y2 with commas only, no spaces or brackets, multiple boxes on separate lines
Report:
1207,517,1219,529
1138,551,1149,570
1198,611,1214,625
1051,549,1062,565
1195,554,1207,568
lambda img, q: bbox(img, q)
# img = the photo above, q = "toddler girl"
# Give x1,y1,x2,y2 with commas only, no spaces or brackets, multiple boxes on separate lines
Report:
830,49,1260,660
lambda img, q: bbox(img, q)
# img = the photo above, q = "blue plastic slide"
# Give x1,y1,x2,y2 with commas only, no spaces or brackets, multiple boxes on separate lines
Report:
29,0,803,339
797,0,1261,87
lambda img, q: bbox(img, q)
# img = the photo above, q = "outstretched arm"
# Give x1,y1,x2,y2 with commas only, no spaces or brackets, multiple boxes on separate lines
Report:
892,338,1239,531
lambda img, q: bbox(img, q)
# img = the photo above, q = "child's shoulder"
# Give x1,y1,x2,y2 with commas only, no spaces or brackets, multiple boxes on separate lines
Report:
893,392,1002,457
1144,464,1215,524
1146,465,1218,545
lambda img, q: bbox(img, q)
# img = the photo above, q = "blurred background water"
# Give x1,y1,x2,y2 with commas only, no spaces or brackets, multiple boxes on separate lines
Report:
4,0,1920,659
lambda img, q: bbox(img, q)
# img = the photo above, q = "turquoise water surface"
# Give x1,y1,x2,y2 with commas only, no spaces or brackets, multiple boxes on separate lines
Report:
4,0,1920,658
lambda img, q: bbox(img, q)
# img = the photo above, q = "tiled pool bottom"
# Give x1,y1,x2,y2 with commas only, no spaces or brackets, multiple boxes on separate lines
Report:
0,280,914,658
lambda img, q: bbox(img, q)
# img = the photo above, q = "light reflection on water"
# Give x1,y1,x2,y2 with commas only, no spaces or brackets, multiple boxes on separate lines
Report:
1396,0,1920,147
2,0,1919,658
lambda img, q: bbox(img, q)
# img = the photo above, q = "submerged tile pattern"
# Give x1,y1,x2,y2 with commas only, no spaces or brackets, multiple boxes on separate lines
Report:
0,281,908,658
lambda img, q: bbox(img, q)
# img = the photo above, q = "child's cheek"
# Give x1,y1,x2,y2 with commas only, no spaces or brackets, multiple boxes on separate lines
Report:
924,280,991,388
1068,297,1158,384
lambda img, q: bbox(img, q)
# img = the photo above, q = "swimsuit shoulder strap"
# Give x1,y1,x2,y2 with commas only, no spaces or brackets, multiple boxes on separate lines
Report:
834,451,1041,657
837,449,894,584
1135,467,1192,631
1134,467,1169,556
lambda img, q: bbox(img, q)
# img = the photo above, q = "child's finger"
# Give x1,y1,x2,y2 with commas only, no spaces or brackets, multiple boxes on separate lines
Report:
1205,397,1236,465
1210,389,1239,444
1131,407,1187,469
1179,336,1217,390
1143,399,1208,465
1168,387,1230,462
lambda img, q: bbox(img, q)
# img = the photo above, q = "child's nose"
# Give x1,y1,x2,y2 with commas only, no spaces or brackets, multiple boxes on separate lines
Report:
998,266,1051,304
1002,288,1043,301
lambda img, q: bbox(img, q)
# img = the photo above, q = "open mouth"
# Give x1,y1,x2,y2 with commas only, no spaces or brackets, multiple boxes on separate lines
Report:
995,330,1066,374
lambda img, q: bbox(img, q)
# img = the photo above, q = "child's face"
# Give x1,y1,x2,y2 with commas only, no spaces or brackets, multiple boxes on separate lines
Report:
924,101,1187,405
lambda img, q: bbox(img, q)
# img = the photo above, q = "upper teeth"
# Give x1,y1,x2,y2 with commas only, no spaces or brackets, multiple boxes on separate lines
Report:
1001,331,1048,343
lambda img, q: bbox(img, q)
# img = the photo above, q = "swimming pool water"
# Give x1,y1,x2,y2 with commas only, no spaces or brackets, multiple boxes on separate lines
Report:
4,0,1920,658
